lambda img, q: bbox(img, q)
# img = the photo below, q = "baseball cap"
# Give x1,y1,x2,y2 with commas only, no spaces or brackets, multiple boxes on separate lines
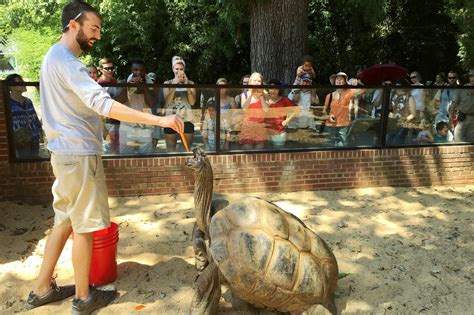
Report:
301,73,312,81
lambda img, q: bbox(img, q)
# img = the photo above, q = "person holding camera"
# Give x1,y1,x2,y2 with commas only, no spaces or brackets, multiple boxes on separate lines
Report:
116,59,157,154
163,56,196,152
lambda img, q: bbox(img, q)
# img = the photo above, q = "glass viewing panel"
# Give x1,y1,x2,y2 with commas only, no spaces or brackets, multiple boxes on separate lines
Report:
220,86,382,151
386,87,474,146
4,83,49,160
2,81,473,161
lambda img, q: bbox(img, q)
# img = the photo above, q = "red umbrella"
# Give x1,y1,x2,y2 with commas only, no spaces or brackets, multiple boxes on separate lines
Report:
359,64,408,84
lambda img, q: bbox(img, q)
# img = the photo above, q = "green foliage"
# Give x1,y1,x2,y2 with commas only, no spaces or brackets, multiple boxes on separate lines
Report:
338,272,351,279
0,0,471,83
0,0,64,31
308,0,465,82
8,28,57,80
308,0,386,79
445,0,474,68
80,0,249,83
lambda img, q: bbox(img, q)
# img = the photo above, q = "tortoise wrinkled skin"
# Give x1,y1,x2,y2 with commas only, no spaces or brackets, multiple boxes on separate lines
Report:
187,147,338,314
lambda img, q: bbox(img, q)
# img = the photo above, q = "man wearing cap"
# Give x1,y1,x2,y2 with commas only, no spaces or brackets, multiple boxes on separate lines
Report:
324,72,364,146
25,1,183,314
451,69,474,142
288,73,320,129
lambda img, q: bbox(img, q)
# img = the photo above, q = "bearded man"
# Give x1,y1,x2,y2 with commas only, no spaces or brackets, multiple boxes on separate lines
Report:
25,1,183,314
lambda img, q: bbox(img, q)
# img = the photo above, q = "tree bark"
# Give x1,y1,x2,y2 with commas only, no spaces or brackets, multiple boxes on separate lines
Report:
250,0,308,84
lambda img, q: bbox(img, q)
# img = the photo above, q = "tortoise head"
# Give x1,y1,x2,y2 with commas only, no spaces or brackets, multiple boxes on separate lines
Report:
185,147,209,172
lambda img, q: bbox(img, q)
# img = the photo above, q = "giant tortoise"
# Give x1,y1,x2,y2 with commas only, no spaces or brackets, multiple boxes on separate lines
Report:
186,147,338,314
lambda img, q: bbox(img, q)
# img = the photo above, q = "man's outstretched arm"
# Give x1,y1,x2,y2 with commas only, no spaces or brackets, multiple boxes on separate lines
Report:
107,100,184,133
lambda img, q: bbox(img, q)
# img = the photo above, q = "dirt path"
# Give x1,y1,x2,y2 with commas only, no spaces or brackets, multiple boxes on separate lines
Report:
1,185,472,314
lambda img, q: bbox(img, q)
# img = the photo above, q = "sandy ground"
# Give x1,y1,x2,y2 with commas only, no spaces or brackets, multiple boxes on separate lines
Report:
0,185,473,314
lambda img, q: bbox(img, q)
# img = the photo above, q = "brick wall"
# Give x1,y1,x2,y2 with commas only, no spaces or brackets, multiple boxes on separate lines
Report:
1,80,473,204
0,81,14,199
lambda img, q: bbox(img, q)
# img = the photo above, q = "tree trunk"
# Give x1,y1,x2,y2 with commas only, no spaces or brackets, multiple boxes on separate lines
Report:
250,0,308,84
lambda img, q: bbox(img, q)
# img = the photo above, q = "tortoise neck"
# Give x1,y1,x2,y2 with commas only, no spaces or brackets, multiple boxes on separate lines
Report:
194,160,213,235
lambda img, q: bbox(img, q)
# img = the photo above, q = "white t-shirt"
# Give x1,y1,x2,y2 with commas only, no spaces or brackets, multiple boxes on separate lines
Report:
410,83,425,111
40,43,113,154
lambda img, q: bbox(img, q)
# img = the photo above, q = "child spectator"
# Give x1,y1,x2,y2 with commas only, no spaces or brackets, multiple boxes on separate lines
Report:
293,55,316,85
414,121,434,144
86,64,98,81
433,121,454,143
207,78,242,142
201,100,231,151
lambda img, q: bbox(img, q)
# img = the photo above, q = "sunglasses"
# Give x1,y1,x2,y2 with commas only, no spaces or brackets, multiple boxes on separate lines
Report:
448,76,457,79
410,76,417,79
102,66,115,71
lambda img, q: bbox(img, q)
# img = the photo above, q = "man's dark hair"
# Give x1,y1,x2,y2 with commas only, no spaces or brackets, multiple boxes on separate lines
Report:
436,121,449,132
5,73,22,82
129,59,146,68
447,70,457,77
62,1,101,33
240,74,250,85
268,79,284,96
302,55,314,64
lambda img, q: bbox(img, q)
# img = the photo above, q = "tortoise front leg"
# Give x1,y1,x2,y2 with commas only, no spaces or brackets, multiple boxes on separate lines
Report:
325,296,337,315
190,259,221,315
192,223,209,272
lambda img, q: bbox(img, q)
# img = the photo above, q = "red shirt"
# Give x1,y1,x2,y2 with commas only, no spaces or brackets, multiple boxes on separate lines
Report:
97,78,117,84
245,98,266,124
265,96,296,134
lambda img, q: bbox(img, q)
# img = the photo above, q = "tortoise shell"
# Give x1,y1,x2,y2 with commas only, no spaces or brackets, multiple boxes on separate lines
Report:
209,197,338,313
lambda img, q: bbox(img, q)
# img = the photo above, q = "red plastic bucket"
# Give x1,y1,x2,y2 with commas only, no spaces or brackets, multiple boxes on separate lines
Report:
89,222,119,286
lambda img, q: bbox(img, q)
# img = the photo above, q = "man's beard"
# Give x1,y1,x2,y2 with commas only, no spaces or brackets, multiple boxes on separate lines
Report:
76,28,94,53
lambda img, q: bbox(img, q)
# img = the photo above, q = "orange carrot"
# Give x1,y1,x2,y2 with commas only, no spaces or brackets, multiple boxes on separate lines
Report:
179,132,190,152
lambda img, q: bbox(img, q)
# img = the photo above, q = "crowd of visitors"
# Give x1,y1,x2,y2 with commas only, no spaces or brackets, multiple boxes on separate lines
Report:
5,53,474,156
